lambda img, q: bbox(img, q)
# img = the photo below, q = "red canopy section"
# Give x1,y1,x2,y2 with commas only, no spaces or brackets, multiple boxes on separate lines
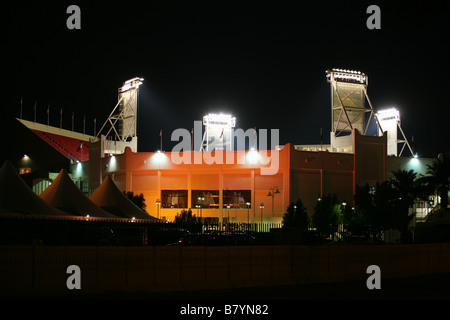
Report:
31,129,89,162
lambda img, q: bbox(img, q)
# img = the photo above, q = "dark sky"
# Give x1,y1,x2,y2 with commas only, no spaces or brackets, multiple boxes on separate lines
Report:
4,1,450,158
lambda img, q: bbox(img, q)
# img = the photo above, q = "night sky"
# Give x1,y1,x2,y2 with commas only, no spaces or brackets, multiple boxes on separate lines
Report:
4,1,450,160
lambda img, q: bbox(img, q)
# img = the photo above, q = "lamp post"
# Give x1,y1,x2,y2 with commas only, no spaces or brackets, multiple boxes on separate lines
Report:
259,203,264,231
267,187,280,218
246,201,251,226
155,199,161,219
198,194,205,221
195,204,201,222
341,201,347,234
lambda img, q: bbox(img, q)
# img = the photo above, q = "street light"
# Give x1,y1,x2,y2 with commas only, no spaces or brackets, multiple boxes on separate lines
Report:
246,201,251,226
260,203,264,230
195,204,201,221
198,194,205,220
155,199,161,219
341,201,347,234
267,187,280,218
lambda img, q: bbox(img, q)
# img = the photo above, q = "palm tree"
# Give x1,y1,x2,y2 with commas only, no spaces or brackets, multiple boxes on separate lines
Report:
419,155,450,210
389,169,422,241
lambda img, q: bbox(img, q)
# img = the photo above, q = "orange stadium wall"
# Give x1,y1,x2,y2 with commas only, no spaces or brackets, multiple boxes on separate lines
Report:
91,145,290,223
88,134,387,222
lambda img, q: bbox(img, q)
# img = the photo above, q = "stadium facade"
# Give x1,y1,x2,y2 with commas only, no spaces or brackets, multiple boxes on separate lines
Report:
10,70,437,223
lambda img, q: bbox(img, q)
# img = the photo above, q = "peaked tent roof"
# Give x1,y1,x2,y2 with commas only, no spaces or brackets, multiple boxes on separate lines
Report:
89,175,159,220
39,169,115,218
0,161,69,216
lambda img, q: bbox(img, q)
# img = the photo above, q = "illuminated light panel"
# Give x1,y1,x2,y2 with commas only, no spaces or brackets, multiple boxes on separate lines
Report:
202,113,236,151
326,68,368,84
151,150,168,164
376,108,400,121
203,113,236,127
246,148,259,164
119,77,144,93
376,108,400,156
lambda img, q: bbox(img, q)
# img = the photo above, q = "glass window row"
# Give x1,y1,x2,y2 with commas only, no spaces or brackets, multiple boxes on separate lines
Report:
160,190,252,209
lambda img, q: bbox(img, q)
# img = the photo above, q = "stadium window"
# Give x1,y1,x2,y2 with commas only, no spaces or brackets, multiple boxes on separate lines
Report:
192,190,219,209
19,168,31,175
223,190,251,208
80,180,89,194
161,190,188,208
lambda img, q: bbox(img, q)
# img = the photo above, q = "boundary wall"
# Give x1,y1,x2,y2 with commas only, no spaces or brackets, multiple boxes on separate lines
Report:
1,244,450,297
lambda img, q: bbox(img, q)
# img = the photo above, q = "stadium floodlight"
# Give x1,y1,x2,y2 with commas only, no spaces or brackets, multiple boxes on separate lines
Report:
203,113,236,127
96,77,143,151
327,69,367,84
375,107,414,157
376,108,400,121
201,113,236,151
325,68,380,152
119,77,144,93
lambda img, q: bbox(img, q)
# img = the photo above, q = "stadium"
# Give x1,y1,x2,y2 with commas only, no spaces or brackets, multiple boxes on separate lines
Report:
5,69,439,232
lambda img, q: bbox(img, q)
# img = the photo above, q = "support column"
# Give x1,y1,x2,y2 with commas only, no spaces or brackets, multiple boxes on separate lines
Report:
251,169,255,224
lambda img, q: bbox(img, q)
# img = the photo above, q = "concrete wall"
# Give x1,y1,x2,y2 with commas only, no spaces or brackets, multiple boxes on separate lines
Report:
289,147,354,214
1,243,450,298
354,129,387,188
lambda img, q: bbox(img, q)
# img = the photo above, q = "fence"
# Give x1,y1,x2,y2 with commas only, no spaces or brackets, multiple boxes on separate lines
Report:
1,214,446,247
0,215,291,246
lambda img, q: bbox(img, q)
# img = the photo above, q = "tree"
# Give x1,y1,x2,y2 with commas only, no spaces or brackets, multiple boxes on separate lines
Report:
418,155,450,210
354,170,427,242
312,194,342,239
174,208,198,224
282,198,309,231
389,169,422,242
354,182,391,240
123,191,147,211
342,199,367,236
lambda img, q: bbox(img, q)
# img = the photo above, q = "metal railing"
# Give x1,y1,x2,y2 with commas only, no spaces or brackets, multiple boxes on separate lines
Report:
0,214,306,246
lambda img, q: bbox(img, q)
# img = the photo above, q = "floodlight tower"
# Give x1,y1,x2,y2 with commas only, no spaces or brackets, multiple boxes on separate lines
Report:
96,77,143,154
201,113,236,151
117,77,143,141
325,68,382,152
376,108,414,156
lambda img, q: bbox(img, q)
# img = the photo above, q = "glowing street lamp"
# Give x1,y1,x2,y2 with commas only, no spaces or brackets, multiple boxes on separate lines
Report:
155,199,161,219
198,194,205,219
260,203,264,227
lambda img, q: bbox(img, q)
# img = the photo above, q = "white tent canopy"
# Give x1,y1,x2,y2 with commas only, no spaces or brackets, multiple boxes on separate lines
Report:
39,169,115,218
0,161,69,216
90,175,159,221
